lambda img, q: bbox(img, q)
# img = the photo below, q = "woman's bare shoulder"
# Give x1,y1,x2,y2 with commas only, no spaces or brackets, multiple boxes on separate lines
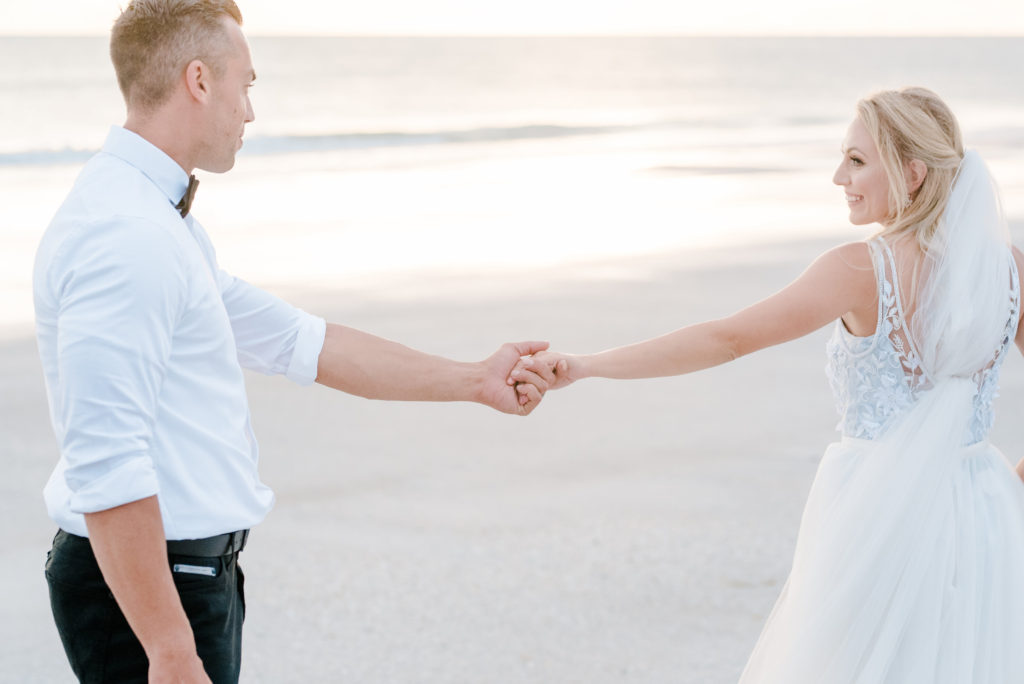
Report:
810,241,875,291
828,240,874,272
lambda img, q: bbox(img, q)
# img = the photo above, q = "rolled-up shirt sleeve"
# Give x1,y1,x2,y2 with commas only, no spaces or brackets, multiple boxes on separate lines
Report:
217,270,326,385
50,218,186,513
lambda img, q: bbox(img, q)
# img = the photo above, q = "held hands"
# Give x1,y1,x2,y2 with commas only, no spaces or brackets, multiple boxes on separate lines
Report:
508,350,577,405
479,343,578,416
478,340,554,416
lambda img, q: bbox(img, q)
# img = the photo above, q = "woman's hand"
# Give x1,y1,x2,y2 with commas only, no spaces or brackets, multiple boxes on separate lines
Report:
509,350,577,404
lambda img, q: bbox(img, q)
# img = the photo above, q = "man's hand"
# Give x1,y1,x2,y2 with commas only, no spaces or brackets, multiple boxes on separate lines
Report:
476,340,553,415
148,651,211,683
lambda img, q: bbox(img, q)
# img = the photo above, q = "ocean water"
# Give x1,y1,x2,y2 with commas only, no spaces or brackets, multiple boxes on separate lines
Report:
2,36,1024,333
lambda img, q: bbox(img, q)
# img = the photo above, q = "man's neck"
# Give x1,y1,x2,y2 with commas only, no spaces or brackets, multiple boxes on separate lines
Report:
124,108,196,176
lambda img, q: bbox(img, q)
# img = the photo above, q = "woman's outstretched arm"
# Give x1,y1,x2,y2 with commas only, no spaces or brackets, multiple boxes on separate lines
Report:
513,242,876,388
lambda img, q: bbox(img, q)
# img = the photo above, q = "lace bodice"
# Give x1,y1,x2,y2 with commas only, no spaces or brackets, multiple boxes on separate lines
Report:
825,238,1020,444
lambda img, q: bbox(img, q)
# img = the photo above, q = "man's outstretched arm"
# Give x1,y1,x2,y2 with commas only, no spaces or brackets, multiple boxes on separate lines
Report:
314,323,552,415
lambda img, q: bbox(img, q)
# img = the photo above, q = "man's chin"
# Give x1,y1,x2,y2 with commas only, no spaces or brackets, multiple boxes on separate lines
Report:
197,157,237,174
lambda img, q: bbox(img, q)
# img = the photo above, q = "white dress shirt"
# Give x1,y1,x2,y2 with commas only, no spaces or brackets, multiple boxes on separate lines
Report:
34,126,327,539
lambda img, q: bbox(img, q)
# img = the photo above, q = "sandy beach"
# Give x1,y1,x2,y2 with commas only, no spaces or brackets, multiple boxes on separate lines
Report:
4,231,1024,684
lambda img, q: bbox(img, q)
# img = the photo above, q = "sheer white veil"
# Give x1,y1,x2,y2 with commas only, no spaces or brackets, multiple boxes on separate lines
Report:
913,149,1013,384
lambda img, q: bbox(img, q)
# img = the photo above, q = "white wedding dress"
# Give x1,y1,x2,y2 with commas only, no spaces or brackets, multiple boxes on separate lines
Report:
738,225,1024,680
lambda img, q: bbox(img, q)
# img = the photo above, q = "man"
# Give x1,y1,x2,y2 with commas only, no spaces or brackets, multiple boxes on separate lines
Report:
34,1,553,681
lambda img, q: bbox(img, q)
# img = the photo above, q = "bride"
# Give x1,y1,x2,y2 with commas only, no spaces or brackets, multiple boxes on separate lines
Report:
512,87,1024,682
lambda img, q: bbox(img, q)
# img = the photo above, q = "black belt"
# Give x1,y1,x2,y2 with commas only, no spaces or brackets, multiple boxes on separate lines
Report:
57,529,249,558
166,529,249,557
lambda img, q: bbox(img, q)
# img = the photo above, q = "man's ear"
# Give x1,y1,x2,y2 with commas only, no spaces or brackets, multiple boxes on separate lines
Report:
183,59,209,102
907,158,928,194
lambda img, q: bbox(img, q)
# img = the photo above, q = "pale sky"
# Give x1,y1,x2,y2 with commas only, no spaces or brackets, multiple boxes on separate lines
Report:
2,0,1023,36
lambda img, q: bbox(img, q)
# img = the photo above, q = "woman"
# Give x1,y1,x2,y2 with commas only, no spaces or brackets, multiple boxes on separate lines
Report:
513,87,1024,682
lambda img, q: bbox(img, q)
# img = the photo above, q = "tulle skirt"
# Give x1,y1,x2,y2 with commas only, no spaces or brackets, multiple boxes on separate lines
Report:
739,437,1024,683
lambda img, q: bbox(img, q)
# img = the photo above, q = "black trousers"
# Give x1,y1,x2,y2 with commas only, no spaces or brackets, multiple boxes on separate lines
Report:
45,529,246,684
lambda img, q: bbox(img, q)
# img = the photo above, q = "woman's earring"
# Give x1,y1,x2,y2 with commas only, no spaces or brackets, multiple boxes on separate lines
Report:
902,194,912,208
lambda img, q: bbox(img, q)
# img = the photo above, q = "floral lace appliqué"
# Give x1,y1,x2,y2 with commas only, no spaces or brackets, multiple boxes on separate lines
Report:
825,239,1019,444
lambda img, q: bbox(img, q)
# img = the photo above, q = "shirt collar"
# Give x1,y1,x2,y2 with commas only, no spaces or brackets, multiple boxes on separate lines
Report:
101,125,192,212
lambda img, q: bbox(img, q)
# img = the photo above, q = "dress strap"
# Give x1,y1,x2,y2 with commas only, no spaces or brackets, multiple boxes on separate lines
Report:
989,249,1021,369
865,238,888,337
1009,250,1020,327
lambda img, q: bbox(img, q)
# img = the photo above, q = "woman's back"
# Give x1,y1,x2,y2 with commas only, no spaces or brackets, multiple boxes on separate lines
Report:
826,236,1020,444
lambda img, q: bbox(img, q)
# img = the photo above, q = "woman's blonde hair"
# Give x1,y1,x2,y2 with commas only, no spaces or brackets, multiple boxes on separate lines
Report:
856,87,964,250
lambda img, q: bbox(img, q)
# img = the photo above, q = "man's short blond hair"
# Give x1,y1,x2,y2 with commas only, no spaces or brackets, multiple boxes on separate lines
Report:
110,0,244,111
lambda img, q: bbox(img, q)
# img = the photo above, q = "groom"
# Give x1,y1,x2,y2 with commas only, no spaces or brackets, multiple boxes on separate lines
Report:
34,1,554,682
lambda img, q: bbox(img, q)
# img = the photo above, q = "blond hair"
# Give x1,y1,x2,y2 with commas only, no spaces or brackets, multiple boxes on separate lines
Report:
856,87,964,250
110,0,243,111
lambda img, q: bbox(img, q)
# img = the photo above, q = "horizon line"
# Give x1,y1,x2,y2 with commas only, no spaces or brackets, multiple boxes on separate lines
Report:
2,31,1023,39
